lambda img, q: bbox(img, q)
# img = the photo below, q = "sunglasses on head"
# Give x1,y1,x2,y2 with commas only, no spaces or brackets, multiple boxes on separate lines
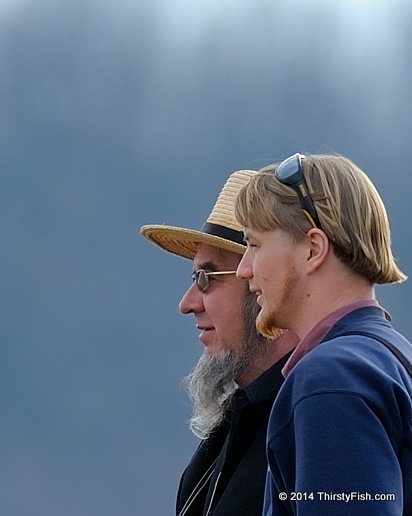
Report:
275,153,322,230
192,269,237,292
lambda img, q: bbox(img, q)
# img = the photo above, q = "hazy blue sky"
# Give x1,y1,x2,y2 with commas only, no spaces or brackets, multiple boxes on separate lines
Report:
2,0,411,514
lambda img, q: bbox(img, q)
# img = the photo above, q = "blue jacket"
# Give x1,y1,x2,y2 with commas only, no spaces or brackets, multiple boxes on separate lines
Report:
265,306,412,515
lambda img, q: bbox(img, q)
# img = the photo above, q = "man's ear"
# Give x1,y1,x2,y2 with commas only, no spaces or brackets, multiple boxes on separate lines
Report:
305,229,330,274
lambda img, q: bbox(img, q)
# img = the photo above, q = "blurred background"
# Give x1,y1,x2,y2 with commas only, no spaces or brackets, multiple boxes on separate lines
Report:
1,0,411,514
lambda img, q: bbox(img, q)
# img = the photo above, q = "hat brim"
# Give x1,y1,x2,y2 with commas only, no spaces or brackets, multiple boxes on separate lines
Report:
140,224,246,260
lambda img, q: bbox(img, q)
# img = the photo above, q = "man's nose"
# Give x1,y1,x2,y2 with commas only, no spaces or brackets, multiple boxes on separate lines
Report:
179,282,204,314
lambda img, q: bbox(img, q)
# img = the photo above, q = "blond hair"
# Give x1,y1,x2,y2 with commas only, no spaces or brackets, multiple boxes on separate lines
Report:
235,154,406,285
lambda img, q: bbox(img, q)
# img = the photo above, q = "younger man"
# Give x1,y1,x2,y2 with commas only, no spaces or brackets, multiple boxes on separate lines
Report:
235,153,412,515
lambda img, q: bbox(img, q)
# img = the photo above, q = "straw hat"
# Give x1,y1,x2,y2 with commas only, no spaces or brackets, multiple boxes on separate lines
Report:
140,169,256,260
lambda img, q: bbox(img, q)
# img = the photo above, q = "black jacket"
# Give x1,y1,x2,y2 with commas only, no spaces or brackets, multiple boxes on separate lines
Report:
176,353,290,516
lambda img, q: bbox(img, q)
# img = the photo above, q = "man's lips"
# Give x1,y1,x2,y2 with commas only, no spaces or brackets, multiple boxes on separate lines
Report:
196,325,214,333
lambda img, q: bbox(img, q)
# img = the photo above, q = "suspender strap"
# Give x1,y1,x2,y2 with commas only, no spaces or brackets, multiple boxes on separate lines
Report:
339,330,412,377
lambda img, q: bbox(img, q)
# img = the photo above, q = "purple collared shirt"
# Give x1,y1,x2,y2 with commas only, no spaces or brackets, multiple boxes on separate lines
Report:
282,299,380,378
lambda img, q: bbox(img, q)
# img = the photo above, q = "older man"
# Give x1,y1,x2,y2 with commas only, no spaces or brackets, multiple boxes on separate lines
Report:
141,169,297,516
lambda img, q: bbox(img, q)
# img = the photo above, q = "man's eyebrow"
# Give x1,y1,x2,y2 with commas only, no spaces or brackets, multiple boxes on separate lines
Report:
243,232,252,243
194,260,218,272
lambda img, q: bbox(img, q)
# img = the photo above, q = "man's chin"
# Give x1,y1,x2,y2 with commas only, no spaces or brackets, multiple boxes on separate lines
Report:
256,311,284,340
199,329,217,348
202,346,230,358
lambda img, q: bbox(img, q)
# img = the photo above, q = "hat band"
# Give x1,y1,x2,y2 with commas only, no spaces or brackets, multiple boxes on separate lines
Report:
201,222,245,246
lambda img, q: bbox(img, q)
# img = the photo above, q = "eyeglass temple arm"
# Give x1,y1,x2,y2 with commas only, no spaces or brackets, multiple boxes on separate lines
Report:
205,271,237,276
291,179,322,230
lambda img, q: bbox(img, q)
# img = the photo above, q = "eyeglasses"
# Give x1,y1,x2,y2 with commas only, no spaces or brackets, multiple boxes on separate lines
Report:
192,269,237,292
275,153,322,230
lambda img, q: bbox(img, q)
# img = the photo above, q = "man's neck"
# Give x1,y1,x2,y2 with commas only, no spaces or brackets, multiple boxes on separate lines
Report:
237,331,299,388
293,261,375,340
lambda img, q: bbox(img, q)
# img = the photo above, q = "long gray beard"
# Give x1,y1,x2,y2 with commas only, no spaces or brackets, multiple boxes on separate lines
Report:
184,351,242,440
184,291,271,440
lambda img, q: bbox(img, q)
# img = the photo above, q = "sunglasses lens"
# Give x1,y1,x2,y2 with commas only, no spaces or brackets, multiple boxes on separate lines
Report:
276,154,300,181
